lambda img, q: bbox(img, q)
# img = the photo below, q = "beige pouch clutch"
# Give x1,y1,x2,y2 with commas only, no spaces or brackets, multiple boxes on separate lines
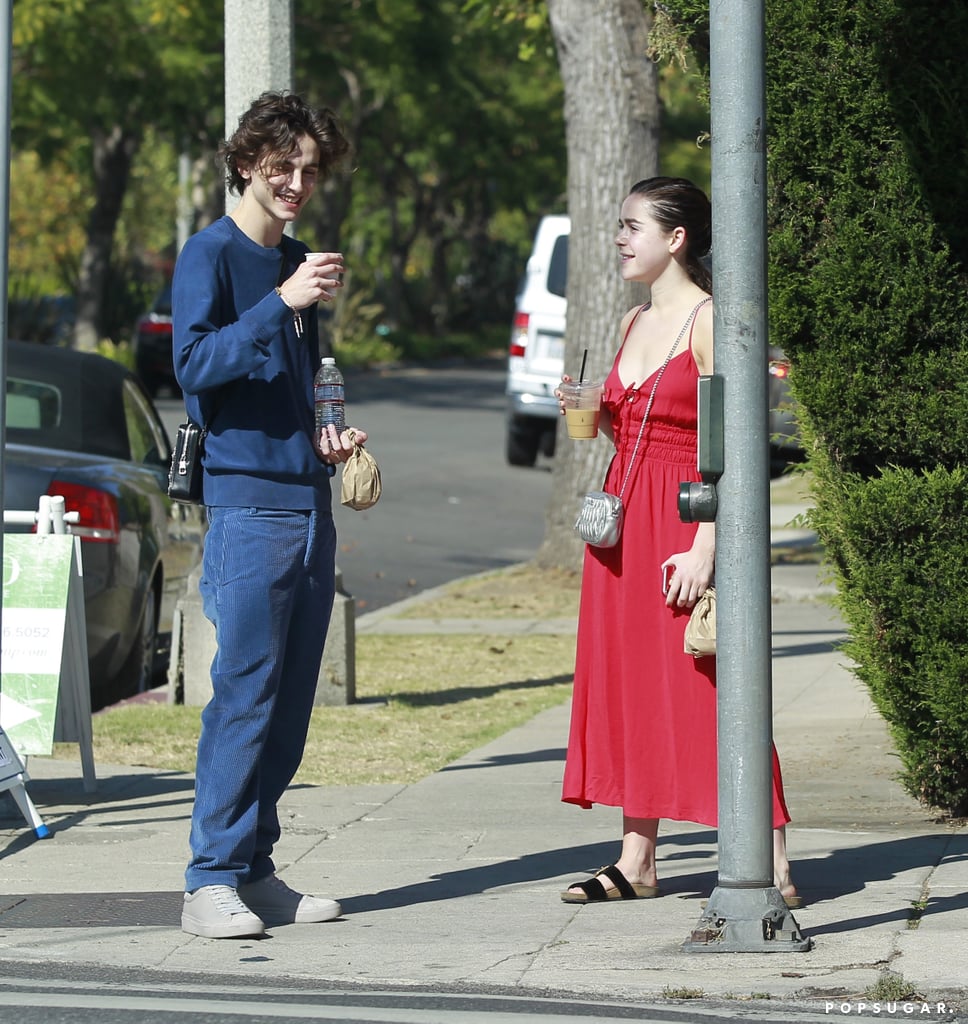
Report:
684,586,716,658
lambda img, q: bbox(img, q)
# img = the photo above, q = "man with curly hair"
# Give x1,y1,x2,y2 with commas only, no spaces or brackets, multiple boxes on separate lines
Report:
173,92,364,939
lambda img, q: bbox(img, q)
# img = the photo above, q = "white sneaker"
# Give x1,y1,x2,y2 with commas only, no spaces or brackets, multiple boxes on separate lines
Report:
238,873,342,924
181,885,266,939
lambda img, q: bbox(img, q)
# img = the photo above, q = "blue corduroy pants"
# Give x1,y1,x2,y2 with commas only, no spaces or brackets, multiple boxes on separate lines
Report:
185,506,336,892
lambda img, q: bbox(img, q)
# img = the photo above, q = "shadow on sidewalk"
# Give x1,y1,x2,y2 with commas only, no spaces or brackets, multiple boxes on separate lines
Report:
439,747,567,772
339,830,968,924
0,772,195,862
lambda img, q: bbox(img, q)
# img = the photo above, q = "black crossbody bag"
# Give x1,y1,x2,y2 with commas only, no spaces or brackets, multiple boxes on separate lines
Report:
168,419,207,504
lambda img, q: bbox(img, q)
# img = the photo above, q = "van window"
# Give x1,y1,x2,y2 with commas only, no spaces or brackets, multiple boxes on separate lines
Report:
547,235,569,298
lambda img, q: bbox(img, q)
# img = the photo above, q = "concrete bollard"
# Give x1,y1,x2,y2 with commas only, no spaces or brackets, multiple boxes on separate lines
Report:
166,563,214,707
168,565,356,707
314,570,356,706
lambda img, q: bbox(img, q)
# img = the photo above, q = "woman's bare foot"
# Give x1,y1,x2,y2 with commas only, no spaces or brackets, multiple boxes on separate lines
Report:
566,859,658,897
564,816,661,898
776,880,799,901
561,862,660,902
774,825,799,904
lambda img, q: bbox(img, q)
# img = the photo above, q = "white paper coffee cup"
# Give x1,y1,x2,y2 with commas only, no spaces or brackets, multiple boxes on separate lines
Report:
306,252,343,282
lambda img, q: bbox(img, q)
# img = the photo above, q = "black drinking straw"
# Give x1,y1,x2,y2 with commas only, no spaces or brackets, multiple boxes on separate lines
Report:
579,348,588,383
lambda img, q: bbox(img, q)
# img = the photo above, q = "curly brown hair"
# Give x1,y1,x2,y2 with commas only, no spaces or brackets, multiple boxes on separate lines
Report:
220,91,350,196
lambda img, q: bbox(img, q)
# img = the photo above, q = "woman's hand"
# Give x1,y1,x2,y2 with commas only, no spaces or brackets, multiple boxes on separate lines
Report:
316,424,368,464
660,534,715,608
553,374,573,415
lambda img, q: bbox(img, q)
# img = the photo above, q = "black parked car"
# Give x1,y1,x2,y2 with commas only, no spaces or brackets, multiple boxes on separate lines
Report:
3,340,206,708
133,282,177,397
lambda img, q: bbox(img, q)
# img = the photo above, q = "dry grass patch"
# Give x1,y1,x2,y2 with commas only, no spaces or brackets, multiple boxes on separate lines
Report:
65,566,580,786
297,633,575,784
400,563,581,619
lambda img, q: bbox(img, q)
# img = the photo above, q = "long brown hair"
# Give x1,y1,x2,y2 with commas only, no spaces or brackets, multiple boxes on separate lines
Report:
628,177,712,291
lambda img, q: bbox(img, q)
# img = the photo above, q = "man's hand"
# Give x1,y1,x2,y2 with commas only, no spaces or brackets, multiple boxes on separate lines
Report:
316,424,368,464
278,253,344,308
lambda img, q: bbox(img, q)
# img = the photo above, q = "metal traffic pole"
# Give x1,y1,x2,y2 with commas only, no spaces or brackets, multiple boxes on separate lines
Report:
0,0,13,621
680,0,809,953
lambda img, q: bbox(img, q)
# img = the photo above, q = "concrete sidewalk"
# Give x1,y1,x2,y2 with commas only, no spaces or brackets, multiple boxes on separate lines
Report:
1,515,967,1013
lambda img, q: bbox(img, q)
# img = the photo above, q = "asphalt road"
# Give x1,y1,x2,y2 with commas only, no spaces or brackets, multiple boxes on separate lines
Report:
156,361,555,613
0,962,846,1024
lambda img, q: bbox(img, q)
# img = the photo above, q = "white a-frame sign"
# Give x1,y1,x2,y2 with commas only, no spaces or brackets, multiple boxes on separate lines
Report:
1,530,96,802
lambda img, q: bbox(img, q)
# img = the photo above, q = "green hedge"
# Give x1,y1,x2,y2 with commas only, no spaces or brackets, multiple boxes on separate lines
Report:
811,454,968,814
660,0,968,815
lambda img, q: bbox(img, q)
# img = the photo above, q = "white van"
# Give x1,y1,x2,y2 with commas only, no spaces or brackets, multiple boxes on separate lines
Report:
504,214,570,466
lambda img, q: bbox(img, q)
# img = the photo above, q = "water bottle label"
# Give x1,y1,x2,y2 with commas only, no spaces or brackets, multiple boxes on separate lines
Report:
315,385,344,402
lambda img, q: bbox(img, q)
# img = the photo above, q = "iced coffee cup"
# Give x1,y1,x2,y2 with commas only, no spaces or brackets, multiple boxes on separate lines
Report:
559,380,603,439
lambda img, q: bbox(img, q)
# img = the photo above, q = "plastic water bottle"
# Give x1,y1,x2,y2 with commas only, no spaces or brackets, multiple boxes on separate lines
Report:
314,357,345,446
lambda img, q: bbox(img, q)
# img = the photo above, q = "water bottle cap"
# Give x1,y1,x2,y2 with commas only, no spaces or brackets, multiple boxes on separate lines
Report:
321,357,336,365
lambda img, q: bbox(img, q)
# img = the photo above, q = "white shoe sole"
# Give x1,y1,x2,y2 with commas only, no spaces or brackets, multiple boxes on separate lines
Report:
292,899,342,924
181,912,265,939
243,898,342,925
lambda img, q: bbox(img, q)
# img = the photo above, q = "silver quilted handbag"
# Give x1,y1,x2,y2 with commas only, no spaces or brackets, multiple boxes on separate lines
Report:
575,491,624,548
572,298,710,550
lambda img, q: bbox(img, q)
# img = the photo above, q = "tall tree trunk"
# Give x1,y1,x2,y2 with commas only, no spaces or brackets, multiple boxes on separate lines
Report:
538,0,660,569
73,124,141,350
193,140,226,235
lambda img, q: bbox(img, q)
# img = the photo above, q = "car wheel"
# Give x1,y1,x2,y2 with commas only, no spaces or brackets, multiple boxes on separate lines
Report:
539,425,557,459
118,584,160,697
506,417,540,467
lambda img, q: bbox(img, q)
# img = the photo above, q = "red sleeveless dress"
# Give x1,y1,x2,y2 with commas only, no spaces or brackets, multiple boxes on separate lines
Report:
562,311,791,827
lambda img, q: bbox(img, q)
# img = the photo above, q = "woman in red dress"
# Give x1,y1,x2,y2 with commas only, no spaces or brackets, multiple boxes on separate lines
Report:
558,178,797,906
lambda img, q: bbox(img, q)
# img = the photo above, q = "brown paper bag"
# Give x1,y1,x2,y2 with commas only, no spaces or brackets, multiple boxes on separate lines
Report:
684,586,716,658
340,430,382,511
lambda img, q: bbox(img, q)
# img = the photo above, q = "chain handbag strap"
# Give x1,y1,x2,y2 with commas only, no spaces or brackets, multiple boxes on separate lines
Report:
615,296,711,501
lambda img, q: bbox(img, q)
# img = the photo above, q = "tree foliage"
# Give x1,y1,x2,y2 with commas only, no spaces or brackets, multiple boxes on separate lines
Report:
13,0,221,147
11,0,223,346
9,0,567,346
9,0,708,355
660,0,968,815
293,0,566,335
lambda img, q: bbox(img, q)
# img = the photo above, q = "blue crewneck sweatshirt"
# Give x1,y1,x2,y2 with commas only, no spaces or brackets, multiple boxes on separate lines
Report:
172,216,333,511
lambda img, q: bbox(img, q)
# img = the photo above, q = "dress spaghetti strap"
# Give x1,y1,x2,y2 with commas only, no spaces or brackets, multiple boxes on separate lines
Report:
687,297,711,354
622,303,650,345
